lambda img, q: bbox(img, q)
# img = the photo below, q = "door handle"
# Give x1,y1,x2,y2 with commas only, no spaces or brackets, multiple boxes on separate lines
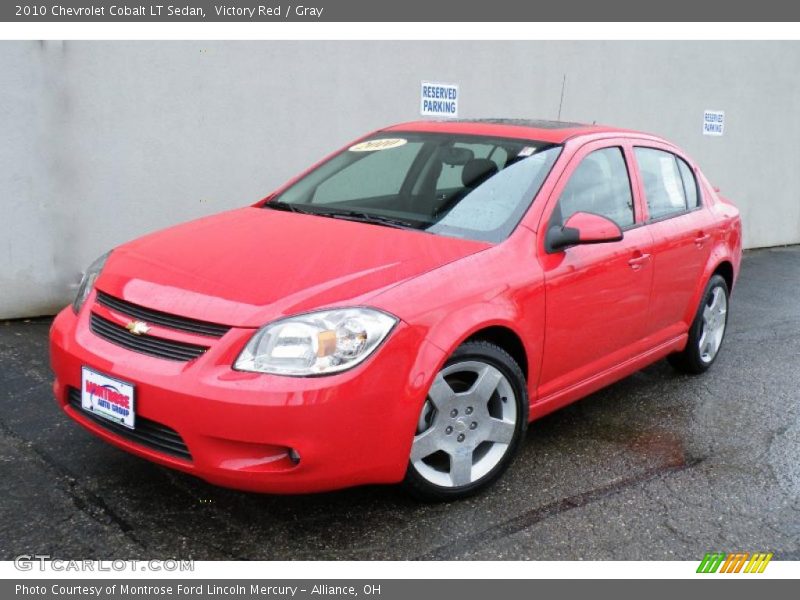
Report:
694,232,711,247
628,253,651,270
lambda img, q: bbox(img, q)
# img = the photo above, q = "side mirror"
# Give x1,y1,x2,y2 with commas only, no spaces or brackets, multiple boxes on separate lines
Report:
546,212,624,252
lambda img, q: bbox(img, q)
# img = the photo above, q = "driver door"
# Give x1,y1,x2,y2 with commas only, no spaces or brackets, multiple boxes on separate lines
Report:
537,141,655,401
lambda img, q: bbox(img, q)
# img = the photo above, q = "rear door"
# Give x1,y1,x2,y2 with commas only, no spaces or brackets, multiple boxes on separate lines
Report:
631,145,716,339
537,140,655,398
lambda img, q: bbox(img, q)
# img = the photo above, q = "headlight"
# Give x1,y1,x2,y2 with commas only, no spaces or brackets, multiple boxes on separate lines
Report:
234,308,398,376
72,251,111,314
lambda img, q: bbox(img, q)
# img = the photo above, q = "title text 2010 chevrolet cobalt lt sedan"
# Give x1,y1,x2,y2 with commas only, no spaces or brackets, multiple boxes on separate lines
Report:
50,119,742,500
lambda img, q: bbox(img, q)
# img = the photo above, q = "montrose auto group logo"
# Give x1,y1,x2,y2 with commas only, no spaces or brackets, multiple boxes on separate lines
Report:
697,552,773,573
86,382,131,419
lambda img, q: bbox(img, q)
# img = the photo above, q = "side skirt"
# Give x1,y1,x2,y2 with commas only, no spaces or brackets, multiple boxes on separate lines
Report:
529,334,687,421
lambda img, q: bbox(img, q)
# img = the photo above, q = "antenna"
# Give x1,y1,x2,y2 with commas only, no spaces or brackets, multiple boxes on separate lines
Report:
557,74,567,120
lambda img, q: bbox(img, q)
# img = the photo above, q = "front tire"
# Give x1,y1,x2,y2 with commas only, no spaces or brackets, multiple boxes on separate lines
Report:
402,341,528,501
668,274,730,374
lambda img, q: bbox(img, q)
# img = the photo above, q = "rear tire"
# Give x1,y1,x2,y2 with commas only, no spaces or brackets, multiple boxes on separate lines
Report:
668,274,729,374
402,341,528,502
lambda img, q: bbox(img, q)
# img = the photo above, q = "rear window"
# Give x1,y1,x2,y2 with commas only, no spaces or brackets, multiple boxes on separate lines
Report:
677,157,700,208
635,147,700,220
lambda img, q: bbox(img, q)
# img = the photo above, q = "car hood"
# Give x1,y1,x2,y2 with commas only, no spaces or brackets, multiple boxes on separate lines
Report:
97,207,490,328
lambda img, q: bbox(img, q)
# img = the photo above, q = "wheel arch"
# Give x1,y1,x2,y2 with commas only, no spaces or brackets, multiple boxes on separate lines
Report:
413,279,545,396
424,310,537,385
684,247,737,326
712,259,735,293
463,325,529,382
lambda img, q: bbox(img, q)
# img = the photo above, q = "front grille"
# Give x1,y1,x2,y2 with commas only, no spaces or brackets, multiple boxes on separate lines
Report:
90,313,208,362
95,291,230,338
68,388,192,461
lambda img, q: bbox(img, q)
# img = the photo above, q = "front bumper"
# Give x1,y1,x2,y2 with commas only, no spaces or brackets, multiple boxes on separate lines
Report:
49,300,444,493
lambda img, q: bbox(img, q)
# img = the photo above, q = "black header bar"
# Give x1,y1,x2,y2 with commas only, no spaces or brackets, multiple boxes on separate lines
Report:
3,0,800,22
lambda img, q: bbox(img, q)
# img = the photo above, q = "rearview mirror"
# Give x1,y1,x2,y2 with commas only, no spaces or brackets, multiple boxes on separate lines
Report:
545,212,624,252
441,146,474,166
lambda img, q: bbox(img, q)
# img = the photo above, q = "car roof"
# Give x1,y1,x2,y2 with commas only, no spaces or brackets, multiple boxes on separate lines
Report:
382,118,654,145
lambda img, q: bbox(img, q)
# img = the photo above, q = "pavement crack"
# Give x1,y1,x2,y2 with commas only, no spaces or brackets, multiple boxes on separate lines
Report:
0,414,148,553
416,458,703,560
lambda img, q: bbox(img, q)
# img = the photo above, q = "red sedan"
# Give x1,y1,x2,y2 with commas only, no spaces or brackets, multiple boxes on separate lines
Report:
50,119,742,500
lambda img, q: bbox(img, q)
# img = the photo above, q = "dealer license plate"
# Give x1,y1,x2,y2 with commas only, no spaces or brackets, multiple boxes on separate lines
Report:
80,366,136,429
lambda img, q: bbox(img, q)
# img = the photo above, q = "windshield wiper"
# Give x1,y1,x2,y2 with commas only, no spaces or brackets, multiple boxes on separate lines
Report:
314,209,421,231
265,202,420,230
263,200,314,214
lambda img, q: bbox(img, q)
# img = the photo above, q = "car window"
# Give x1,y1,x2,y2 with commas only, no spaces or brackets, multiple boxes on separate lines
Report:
314,141,422,204
274,132,561,243
435,142,510,192
554,147,635,228
634,147,690,219
677,157,700,208
429,148,561,238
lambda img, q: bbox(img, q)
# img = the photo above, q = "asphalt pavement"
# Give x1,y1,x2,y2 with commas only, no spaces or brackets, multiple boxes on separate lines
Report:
1,247,798,560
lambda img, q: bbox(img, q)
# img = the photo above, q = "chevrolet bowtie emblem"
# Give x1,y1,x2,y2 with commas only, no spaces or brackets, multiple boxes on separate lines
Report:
125,321,151,336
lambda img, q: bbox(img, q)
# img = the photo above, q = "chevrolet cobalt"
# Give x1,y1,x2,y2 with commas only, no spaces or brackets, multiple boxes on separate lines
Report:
50,120,742,500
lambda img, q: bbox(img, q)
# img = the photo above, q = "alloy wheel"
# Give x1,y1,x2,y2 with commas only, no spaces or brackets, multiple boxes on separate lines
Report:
698,285,728,363
411,361,517,488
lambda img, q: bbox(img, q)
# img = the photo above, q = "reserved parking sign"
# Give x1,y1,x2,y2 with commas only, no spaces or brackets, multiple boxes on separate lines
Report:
421,81,459,118
703,110,725,136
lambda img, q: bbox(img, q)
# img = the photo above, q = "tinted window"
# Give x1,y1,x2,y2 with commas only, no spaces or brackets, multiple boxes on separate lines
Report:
274,133,562,243
434,142,506,191
429,149,560,238
314,141,422,204
634,147,690,219
555,147,634,228
677,157,700,208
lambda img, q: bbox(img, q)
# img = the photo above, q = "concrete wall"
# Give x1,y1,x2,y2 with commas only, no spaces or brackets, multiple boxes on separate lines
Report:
2,41,799,318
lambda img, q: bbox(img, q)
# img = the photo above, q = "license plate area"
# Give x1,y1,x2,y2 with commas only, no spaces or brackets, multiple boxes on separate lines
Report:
80,366,136,429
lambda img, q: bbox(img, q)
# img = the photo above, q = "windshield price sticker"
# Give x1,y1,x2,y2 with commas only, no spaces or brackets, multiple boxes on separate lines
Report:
349,138,408,152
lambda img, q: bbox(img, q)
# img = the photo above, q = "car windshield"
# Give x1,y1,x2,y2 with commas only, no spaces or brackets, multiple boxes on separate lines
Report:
267,132,562,243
